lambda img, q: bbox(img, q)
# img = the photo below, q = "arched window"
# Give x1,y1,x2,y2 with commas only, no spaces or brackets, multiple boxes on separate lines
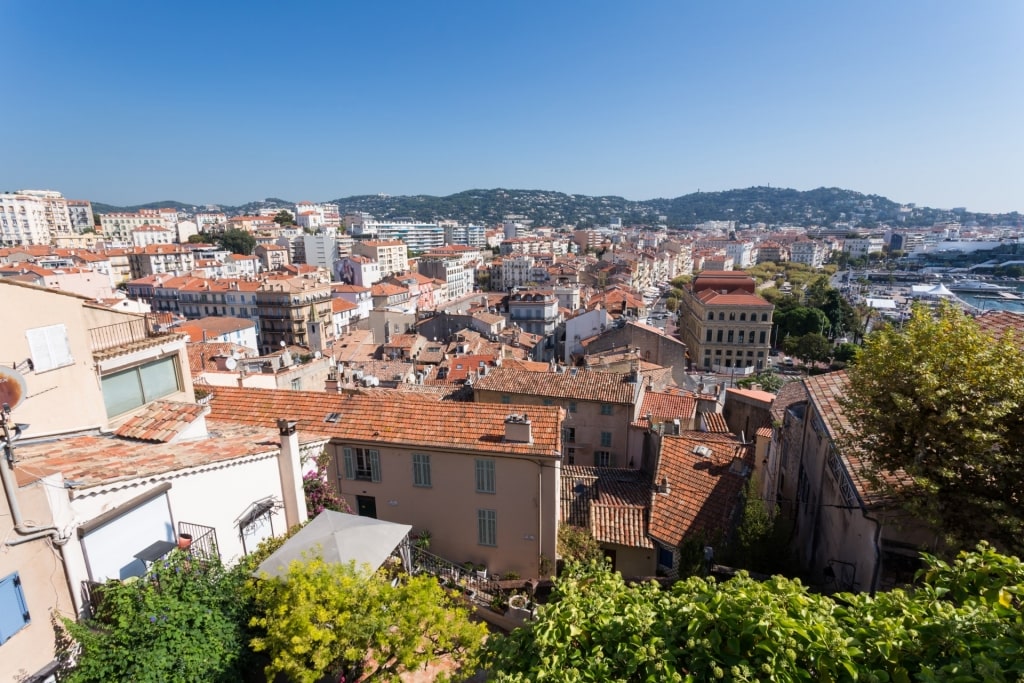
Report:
739,312,746,321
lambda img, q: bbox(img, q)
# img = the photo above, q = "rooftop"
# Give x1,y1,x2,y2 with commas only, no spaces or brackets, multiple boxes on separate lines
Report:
474,366,639,404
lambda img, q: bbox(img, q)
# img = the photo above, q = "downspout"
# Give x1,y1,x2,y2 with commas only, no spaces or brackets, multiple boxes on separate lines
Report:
863,509,883,596
1,417,62,545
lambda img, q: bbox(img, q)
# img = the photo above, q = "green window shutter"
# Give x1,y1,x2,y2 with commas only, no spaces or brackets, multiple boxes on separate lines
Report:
475,459,495,493
343,447,354,480
369,450,381,482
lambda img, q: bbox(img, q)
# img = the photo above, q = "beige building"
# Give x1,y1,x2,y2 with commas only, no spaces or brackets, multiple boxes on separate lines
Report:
0,280,195,680
255,275,334,354
677,271,774,373
353,240,409,278
207,386,563,579
474,366,646,470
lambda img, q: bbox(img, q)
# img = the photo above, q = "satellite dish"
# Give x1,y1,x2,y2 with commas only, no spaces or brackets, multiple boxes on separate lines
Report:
313,351,322,359
280,340,287,348
225,357,238,371
0,367,28,410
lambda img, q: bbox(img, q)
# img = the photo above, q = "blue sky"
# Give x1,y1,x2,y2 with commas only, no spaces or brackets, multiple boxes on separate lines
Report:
2,1,1021,213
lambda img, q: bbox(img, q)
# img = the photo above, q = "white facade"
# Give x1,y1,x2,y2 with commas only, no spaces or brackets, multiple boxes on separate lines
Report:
790,240,825,268
844,238,884,259
0,192,51,245
348,217,444,252
131,225,176,247
303,231,339,270
444,223,487,248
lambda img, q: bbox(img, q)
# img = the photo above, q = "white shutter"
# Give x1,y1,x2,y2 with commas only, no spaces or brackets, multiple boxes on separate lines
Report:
25,324,74,372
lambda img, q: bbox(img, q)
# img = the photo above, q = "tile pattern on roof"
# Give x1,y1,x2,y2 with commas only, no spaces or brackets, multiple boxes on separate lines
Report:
115,400,209,442
640,391,697,422
648,431,751,547
974,310,1024,351
560,465,654,549
769,380,808,423
474,367,638,404
701,412,731,433
801,371,913,506
205,385,562,457
15,420,298,489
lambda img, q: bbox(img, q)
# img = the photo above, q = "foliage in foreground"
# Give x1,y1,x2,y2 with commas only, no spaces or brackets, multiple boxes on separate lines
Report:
842,300,1024,555
58,551,254,683
483,543,1024,682
557,524,604,565
250,557,487,683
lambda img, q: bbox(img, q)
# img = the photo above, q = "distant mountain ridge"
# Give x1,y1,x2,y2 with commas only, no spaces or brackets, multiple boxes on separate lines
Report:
92,187,1022,229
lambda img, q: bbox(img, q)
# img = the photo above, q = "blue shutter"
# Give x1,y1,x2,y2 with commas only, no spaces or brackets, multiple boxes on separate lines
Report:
343,448,354,480
0,573,30,645
369,450,381,482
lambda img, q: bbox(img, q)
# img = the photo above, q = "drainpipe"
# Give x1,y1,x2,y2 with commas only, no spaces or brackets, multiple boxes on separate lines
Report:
1,412,62,545
863,510,883,596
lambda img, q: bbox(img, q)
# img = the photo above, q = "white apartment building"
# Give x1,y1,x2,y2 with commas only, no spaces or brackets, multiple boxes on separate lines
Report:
352,240,409,277
499,236,569,256
295,202,340,229
789,240,825,268
417,256,472,300
500,254,550,291
131,224,176,247
0,192,51,245
67,199,95,233
101,212,167,244
843,237,884,259
302,231,339,270
346,215,444,253
195,212,228,234
19,190,72,237
699,239,755,268
443,223,487,248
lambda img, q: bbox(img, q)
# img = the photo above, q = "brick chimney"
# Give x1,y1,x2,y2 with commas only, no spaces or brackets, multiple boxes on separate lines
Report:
277,419,308,528
504,413,533,444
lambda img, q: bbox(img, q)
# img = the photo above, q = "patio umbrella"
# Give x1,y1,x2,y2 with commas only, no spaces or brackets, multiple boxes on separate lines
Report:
255,510,411,579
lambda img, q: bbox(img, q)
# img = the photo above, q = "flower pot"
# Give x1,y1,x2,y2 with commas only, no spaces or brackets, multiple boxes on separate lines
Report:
177,533,193,550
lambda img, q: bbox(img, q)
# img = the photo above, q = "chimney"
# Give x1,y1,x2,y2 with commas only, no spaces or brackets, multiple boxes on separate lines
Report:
504,413,533,444
658,477,671,495
276,419,308,528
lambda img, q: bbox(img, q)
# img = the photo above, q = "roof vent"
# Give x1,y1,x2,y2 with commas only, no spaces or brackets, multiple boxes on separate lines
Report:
692,445,713,458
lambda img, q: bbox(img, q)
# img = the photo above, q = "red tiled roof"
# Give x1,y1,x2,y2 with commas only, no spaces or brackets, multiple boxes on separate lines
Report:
114,400,209,442
648,432,752,547
475,367,638,404
205,386,562,457
636,390,697,426
14,421,298,489
701,413,730,433
974,310,1024,350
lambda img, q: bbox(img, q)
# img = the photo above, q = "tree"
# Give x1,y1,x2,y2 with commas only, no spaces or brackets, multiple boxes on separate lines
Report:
272,210,295,226
736,368,783,393
483,546,1024,682
57,551,254,682
842,301,1024,555
793,332,832,365
250,557,486,682
557,524,603,565
217,228,256,255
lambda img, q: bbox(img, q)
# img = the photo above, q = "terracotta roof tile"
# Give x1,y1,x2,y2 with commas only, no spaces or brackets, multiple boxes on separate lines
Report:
560,465,653,549
648,432,751,547
115,400,209,442
205,385,562,457
475,367,638,404
974,310,1024,351
700,413,730,433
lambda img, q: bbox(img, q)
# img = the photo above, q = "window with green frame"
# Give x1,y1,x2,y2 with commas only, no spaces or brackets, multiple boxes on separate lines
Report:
101,356,181,417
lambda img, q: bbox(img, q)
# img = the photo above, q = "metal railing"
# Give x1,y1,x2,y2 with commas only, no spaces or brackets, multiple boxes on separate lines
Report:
178,521,219,562
410,545,497,607
88,314,167,352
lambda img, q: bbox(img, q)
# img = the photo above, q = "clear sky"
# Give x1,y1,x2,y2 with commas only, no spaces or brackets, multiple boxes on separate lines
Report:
2,1,1021,213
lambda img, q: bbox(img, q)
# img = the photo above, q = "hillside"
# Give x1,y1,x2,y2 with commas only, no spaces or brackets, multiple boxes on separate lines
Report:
93,186,1021,228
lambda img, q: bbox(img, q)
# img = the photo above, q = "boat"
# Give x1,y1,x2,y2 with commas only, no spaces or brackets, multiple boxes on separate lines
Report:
945,280,1014,294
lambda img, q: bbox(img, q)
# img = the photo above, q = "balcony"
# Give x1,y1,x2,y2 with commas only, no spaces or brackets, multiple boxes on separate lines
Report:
89,314,171,354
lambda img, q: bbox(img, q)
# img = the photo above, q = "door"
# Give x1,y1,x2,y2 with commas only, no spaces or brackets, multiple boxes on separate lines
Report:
356,495,377,518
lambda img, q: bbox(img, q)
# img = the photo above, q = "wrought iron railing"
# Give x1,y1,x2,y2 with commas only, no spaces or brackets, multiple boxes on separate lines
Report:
88,314,167,352
410,545,497,606
178,521,219,562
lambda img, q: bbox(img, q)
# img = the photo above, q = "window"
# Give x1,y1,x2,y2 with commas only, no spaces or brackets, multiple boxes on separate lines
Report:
761,313,769,321
705,329,712,342
739,313,746,321
475,459,495,493
412,453,431,487
600,431,612,447
595,450,613,467
718,312,724,321
290,378,301,390
565,447,576,464
716,330,723,342
568,401,577,413
727,330,734,343
759,331,767,343
500,395,511,404
478,509,497,546
0,572,30,645
563,427,576,443
707,312,713,320
657,546,674,568
542,399,553,406
729,312,735,320
738,331,745,343
25,323,73,372
343,447,381,482
600,403,613,416
101,356,181,417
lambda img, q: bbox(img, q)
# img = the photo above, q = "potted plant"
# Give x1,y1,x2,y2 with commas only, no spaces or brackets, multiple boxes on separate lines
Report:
474,563,488,580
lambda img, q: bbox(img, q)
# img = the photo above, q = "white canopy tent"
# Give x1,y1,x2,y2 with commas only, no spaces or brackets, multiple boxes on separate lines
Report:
256,511,412,579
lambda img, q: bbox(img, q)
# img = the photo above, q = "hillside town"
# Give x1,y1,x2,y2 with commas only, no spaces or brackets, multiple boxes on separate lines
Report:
2,188,1024,681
